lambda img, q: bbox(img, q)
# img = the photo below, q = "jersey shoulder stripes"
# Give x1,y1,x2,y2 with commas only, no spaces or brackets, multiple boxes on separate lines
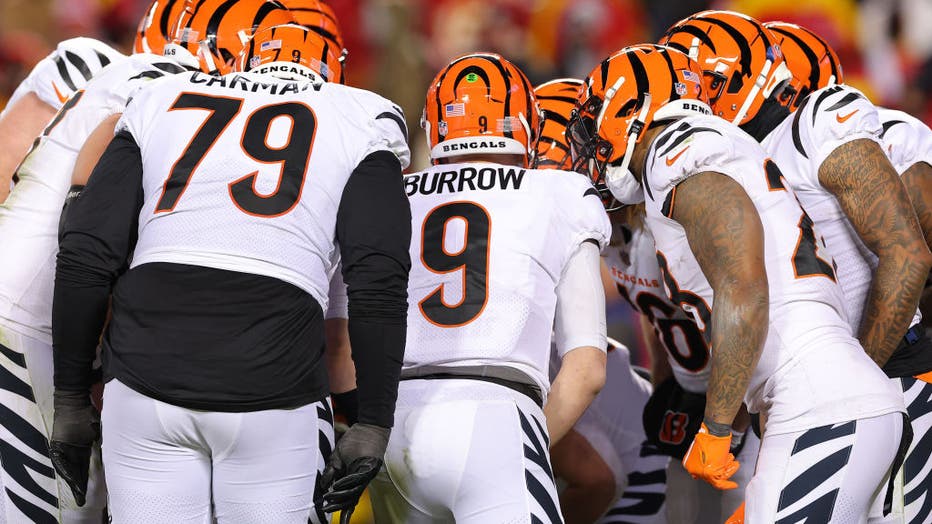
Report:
6,37,124,112
644,114,746,206
779,84,882,177
877,107,932,175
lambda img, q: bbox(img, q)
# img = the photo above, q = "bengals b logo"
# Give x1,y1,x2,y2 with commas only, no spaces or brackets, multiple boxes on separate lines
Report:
659,410,689,445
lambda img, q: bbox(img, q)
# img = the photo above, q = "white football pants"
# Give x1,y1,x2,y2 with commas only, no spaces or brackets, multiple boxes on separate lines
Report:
101,379,332,524
0,322,106,523
369,378,562,523
747,412,904,523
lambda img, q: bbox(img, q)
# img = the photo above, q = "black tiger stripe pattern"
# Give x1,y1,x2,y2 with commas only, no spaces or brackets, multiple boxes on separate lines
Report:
518,408,563,524
773,421,856,523
0,343,58,523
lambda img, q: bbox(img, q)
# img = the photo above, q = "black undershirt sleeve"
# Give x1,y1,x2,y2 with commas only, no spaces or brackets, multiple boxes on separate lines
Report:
336,150,411,428
53,130,144,393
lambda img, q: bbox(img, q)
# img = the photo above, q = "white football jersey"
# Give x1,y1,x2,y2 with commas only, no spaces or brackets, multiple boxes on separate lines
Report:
762,85,922,333
2,37,124,114
602,222,711,393
644,115,903,435
0,54,187,342
119,70,410,312
878,107,932,175
402,163,611,392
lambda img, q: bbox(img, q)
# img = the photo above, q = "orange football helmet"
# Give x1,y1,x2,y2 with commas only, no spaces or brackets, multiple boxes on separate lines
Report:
168,0,295,75
533,78,584,170
134,0,187,55
662,10,792,125
421,52,541,166
568,44,711,208
764,21,843,111
235,23,343,82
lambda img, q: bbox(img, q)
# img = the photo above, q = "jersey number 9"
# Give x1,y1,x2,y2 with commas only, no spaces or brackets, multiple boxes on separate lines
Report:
419,201,490,327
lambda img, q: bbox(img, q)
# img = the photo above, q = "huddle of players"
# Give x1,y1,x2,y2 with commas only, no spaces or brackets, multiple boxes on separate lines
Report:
0,1,931,523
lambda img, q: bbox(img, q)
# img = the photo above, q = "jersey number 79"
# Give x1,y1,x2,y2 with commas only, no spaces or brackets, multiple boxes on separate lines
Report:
155,92,316,218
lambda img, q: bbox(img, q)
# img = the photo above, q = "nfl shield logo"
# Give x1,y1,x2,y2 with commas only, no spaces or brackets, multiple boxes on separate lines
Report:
438,120,448,136
675,82,687,96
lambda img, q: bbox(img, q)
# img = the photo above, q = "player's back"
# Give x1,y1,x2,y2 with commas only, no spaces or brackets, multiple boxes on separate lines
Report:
644,115,901,433
403,162,609,392
0,53,186,341
760,84,924,331
602,222,711,393
122,70,408,309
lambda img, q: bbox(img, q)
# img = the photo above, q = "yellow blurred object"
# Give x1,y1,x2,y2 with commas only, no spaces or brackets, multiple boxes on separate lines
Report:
330,489,375,524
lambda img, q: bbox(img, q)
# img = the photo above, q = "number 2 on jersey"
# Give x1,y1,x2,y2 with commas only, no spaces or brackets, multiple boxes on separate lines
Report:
764,159,836,280
419,201,490,327
155,93,315,217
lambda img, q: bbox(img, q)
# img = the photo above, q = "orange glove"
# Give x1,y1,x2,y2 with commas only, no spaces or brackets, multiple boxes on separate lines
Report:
725,501,745,523
682,423,740,490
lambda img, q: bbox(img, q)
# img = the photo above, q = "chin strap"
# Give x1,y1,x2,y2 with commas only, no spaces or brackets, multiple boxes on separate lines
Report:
617,93,652,176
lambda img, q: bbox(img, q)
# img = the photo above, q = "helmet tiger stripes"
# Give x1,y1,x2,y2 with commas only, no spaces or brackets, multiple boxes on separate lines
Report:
421,52,541,166
235,23,343,83
277,0,344,51
567,44,711,208
661,10,792,125
134,0,187,55
532,78,584,170
764,21,843,111
168,0,295,75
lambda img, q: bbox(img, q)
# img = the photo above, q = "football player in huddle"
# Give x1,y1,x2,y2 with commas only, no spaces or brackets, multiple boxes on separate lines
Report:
0,0,195,519
0,38,123,202
663,12,932,521
535,78,668,524
550,78,758,524
367,53,609,524
762,20,932,523
52,13,410,522
569,43,906,523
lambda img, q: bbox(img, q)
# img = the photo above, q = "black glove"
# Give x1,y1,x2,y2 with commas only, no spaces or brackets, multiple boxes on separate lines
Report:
316,423,389,516
49,389,99,507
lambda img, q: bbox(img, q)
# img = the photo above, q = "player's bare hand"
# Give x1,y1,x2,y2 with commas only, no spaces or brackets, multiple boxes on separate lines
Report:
682,422,740,490
49,390,99,507
317,423,390,515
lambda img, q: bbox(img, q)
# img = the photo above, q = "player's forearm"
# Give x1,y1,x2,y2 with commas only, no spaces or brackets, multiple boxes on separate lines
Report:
545,347,606,445
820,140,932,363
704,288,768,429
859,253,930,365
551,429,616,524
53,131,144,392
337,150,411,427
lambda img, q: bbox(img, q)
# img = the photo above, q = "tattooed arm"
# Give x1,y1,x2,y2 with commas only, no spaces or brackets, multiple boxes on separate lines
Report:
819,140,932,366
901,161,932,251
672,172,769,430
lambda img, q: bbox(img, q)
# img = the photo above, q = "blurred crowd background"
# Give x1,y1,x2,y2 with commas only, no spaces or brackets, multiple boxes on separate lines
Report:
1,0,930,367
